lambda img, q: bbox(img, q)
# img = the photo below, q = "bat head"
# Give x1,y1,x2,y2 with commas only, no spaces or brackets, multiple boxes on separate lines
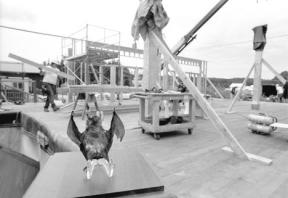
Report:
86,111,104,127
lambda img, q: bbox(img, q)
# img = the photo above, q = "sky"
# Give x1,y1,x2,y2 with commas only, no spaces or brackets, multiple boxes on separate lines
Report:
1,0,288,79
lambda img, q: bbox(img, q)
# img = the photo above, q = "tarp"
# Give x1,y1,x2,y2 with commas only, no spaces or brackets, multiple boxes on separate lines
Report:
252,24,267,51
131,0,169,41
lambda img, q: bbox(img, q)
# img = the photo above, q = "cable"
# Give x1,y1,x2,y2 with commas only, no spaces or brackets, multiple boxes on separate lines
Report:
193,33,288,50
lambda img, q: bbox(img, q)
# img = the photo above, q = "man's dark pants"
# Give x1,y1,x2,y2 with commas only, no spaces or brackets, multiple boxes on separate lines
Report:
43,82,57,109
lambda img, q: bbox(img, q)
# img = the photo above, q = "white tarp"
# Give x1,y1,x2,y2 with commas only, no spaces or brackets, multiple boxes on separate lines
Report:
131,0,169,41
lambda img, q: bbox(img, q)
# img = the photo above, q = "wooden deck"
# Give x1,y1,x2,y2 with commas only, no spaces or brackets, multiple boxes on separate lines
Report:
4,99,288,198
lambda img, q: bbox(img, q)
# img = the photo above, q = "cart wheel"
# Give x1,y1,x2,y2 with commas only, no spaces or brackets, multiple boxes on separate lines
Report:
153,133,160,140
188,128,193,135
141,128,145,134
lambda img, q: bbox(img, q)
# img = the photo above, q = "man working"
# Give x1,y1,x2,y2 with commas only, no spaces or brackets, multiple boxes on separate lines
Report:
40,62,60,112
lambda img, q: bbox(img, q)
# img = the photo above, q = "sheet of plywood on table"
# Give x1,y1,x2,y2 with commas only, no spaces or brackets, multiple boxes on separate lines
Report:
24,149,164,198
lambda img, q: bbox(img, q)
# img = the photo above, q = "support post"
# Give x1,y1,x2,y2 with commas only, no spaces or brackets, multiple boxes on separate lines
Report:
110,66,116,102
134,68,139,88
251,51,263,110
99,66,103,85
150,31,272,165
143,32,161,90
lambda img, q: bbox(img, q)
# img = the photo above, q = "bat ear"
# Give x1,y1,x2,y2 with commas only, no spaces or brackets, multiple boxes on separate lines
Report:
109,110,125,141
67,114,81,146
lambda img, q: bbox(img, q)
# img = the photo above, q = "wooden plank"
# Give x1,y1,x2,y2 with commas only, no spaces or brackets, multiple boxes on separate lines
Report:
222,146,272,165
226,63,255,113
8,53,75,80
143,32,161,90
150,31,252,160
89,64,99,83
57,85,143,94
24,150,164,198
206,78,224,99
251,51,263,110
262,59,287,84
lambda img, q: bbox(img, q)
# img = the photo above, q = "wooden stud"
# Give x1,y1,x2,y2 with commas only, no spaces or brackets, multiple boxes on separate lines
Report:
89,64,99,83
8,53,75,80
206,78,224,99
262,59,287,84
99,66,103,85
227,64,255,113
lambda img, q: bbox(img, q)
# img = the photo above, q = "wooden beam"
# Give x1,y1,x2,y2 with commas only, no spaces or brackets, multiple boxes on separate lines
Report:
262,59,287,84
150,31,272,164
57,85,143,94
227,64,255,113
143,32,161,90
206,78,224,99
222,146,272,165
8,53,75,80
89,64,99,83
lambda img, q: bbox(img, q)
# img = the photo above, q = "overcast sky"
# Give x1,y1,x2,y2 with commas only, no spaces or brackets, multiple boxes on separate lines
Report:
1,0,288,79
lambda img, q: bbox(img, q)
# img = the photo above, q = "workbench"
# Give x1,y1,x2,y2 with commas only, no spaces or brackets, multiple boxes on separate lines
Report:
133,92,195,140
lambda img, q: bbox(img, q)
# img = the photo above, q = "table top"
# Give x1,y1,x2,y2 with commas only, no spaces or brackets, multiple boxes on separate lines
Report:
24,149,165,198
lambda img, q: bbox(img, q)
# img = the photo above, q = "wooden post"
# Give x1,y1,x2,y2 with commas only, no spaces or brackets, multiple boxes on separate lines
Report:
143,32,161,90
120,66,124,86
150,31,272,164
143,31,162,116
134,68,139,88
110,66,116,102
33,81,37,103
89,64,99,83
99,66,103,85
251,51,263,110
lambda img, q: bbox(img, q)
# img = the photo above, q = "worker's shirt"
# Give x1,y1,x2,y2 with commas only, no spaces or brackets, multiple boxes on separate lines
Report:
42,66,59,85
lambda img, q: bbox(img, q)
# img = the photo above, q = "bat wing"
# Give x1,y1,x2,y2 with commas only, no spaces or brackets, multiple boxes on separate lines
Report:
109,110,125,141
67,113,82,146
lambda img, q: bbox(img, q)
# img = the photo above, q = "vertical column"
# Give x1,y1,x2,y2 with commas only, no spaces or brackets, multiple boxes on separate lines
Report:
110,66,116,102
251,51,263,110
68,61,74,103
120,66,124,86
33,81,37,103
143,32,161,90
134,67,139,87
251,24,267,110
99,66,103,85
143,31,162,117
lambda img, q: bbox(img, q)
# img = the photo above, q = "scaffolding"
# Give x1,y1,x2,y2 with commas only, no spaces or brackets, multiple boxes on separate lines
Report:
61,24,121,86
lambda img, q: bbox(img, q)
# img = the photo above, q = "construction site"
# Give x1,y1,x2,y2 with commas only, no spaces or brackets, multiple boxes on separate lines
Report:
0,0,288,198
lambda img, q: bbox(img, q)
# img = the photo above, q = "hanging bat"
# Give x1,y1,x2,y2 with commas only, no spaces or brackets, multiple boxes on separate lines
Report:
67,96,125,179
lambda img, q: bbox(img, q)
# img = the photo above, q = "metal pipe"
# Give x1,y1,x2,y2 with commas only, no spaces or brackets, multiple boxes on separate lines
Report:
172,0,230,55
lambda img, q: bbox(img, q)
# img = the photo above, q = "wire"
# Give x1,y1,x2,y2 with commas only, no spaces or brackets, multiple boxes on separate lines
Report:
194,33,288,50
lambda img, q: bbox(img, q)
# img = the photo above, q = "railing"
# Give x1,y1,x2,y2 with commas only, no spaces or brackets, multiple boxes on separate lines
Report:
1,84,35,103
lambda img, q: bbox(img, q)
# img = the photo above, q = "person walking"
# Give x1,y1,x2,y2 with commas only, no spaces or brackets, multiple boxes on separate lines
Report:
40,62,60,112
